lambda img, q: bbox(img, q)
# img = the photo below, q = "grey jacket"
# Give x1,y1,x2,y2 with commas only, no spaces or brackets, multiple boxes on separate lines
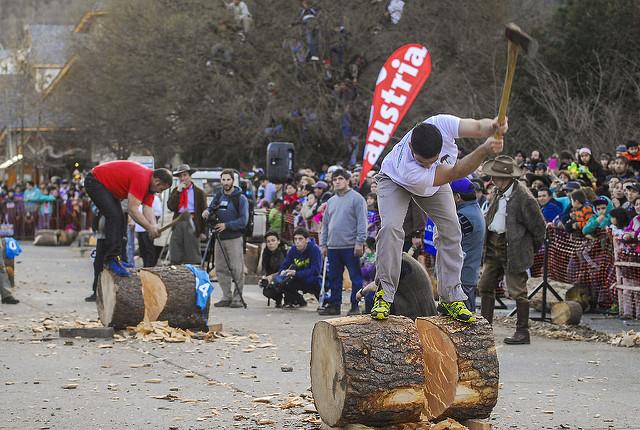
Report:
320,188,368,249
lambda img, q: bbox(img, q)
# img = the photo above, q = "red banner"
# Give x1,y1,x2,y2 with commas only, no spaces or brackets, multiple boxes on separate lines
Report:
360,44,432,185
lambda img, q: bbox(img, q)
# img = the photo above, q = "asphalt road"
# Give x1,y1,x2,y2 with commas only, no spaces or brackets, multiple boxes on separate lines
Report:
1,244,638,430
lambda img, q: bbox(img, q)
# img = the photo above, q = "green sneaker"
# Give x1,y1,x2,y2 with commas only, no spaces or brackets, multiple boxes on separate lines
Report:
437,301,476,323
371,289,391,320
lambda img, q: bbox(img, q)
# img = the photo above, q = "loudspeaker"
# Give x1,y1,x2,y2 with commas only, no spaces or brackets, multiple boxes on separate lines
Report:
266,142,295,183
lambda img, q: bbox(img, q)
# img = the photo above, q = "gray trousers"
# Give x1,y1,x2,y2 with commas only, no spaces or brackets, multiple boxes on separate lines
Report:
375,173,467,303
0,269,13,300
169,218,201,265
214,236,245,303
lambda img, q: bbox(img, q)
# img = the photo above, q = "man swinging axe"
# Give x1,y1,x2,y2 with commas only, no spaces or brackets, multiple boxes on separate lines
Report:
85,160,173,277
370,116,507,322
370,23,536,322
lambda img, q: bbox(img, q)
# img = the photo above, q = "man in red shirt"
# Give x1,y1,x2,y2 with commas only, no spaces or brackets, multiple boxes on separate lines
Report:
85,160,172,277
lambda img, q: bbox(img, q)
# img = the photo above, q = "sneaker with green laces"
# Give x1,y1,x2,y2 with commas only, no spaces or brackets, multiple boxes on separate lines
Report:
437,301,476,323
370,289,391,320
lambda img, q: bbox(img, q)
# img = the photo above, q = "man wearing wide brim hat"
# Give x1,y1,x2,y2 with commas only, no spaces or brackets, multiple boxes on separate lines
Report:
478,155,546,345
167,164,207,265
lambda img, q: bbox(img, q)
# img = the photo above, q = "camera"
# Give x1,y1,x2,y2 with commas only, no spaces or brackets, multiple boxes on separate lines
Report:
206,204,222,226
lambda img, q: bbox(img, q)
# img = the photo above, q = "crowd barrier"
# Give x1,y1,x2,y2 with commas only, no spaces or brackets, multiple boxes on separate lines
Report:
531,226,638,317
1,200,93,240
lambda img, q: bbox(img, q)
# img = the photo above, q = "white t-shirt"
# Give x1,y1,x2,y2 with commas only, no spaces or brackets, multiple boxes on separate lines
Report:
387,0,405,24
380,114,460,197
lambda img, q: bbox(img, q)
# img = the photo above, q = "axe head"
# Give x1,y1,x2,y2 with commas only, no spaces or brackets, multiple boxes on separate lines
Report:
505,23,538,57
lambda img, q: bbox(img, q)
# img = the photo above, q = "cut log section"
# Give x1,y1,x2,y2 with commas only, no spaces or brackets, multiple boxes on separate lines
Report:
139,266,209,331
551,300,582,325
97,270,145,329
416,316,498,421
97,266,209,330
565,285,591,312
311,315,426,428
33,229,59,246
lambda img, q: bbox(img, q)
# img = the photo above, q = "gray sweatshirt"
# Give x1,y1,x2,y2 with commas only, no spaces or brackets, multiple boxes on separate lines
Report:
320,188,368,249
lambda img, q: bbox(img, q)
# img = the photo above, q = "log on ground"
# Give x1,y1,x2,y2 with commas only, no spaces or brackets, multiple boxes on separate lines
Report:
97,270,145,329
551,300,582,325
139,266,209,331
565,285,591,312
311,315,426,428
33,229,59,246
97,266,209,330
416,316,498,421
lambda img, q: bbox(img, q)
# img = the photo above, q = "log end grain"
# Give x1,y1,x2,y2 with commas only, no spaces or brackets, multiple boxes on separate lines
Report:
551,301,583,325
96,270,145,329
416,316,499,421
311,315,426,427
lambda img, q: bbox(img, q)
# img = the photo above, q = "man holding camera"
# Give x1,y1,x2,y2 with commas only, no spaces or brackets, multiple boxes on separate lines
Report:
167,165,207,265
202,169,249,308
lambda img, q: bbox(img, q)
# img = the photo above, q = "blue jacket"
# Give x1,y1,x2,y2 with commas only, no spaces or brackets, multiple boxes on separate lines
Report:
457,200,485,286
208,187,249,240
279,238,322,286
541,198,564,222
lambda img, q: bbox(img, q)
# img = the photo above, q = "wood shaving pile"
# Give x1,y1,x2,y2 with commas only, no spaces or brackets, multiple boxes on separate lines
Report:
496,317,640,348
127,320,194,343
31,317,103,333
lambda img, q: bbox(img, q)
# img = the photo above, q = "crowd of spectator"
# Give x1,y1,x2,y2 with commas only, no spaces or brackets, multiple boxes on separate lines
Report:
248,140,640,317
4,138,640,318
0,171,94,239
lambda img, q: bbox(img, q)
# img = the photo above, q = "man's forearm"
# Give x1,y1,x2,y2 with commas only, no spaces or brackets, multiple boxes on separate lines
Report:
143,206,157,228
474,118,496,138
129,208,153,231
449,144,492,181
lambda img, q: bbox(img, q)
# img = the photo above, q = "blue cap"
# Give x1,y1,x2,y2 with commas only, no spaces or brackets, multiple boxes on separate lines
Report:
564,181,582,191
451,178,475,194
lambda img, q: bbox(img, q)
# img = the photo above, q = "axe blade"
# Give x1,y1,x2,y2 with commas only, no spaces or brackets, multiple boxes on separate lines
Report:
505,22,538,57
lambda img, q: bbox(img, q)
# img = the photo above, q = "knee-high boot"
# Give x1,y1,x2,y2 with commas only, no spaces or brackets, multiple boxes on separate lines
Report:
504,299,530,345
481,295,495,324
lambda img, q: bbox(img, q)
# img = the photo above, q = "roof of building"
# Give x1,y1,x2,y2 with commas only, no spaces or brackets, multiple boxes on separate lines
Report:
28,25,75,65
0,74,71,130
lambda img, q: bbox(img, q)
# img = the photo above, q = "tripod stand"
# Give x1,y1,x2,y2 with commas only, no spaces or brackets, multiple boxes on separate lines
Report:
201,227,247,309
507,231,562,321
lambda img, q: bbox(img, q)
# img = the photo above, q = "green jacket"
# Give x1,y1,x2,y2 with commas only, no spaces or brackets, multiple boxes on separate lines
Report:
582,196,613,235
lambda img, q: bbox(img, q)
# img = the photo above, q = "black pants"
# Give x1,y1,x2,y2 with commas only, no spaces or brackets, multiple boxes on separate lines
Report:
92,238,106,293
284,279,320,305
137,231,158,267
85,173,124,262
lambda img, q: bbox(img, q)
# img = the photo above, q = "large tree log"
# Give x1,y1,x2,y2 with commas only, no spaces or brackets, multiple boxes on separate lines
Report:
33,229,59,246
416,316,498,421
97,270,145,329
139,266,209,331
551,301,582,325
97,266,209,330
565,285,591,312
311,315,426,428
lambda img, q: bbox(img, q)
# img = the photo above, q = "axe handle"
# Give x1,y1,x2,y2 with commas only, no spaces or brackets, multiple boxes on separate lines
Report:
494,42,520,139
158,212,192,233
